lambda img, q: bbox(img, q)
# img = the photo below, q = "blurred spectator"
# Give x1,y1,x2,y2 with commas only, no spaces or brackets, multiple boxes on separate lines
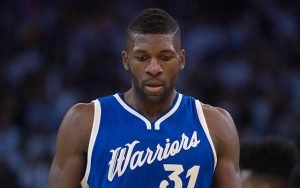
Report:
0,160,19,188
240,137,298,188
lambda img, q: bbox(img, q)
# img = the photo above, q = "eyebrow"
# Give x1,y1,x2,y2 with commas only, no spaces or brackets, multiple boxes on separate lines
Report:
132,49,176,54
132,49,147,54
159,49,176,54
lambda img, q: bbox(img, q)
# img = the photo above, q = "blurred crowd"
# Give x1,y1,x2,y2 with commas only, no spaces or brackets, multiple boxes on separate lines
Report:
0,0,299,187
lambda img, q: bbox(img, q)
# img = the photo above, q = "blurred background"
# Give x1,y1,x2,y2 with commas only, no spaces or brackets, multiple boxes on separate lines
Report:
0,0,299,187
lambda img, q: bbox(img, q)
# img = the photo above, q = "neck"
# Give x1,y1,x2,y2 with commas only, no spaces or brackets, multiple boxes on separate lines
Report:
124,89,177,121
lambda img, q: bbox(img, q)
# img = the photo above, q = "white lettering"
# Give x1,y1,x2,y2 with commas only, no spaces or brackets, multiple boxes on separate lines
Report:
107,131,200,181
163,139,171,159
170,140,180,156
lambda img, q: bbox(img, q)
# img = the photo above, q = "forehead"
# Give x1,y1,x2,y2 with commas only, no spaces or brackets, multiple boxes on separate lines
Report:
129,34,177,53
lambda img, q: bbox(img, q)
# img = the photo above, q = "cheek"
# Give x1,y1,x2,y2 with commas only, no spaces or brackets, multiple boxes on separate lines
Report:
165,64,181,80
128,60,141,73
128,64,145,82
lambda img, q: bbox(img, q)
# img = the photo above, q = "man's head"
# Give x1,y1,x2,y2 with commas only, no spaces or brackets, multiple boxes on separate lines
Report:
126,8,181,51
240,138,298,188
122,8,185,103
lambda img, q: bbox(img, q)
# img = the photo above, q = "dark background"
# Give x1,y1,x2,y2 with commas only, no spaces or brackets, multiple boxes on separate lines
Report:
0,0,299,187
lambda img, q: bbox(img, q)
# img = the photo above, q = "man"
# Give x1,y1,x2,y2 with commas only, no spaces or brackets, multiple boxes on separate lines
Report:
48,8,241,187
240,137,298,188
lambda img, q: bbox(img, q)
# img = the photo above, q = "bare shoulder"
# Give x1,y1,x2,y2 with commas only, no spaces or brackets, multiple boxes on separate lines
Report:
201,104,236,131
48,102,95,187
63,102,94,126
201,103,239,155
58,102,95,153
201,103,241,187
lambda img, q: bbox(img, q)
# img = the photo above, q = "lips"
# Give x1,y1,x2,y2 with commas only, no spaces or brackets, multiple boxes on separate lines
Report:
144,80,164,94
144,85,163,93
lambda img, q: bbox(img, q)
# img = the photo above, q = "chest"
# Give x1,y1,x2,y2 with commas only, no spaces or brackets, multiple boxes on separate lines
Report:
86,96,215,188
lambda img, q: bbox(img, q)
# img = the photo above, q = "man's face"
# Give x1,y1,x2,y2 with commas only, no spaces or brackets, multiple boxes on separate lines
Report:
122,34,185,103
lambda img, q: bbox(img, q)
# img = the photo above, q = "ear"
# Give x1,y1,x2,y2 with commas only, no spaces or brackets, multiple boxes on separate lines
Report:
122,50,129,70
179,49,185,70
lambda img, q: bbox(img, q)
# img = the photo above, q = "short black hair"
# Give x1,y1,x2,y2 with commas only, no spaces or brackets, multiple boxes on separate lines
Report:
126,8,181,49
128,8,179,35
240,137,298,178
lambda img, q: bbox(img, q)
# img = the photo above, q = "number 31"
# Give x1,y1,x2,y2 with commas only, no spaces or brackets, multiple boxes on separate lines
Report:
159,164,200,188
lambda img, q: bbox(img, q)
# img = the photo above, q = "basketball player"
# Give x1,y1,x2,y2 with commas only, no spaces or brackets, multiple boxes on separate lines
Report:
48,8,241,188
240,138,298,188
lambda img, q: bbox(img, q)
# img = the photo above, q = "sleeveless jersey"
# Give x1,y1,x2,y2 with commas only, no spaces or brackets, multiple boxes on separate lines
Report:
81,93,217,188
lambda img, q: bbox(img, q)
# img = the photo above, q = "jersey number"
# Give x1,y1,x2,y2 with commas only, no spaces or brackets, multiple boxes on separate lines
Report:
159,164,200,188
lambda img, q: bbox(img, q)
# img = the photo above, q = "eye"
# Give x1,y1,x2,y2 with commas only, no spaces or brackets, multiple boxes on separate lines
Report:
160,55,172,61
135,56,148,62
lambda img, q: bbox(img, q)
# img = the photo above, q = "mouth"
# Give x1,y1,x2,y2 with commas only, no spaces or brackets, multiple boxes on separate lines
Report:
144,81,164,94
144,85,163,94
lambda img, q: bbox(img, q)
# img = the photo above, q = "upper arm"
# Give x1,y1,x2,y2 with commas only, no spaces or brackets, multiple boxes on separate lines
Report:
203,105,242,188
48,102,94,188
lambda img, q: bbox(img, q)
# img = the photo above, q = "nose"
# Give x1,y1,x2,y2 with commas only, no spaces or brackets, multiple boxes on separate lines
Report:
145,57,163,76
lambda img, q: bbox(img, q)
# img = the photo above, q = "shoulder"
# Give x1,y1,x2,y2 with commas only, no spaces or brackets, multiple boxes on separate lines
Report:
61,102,94,131
201,103,239,156
201,103,236,132
57,102,95,153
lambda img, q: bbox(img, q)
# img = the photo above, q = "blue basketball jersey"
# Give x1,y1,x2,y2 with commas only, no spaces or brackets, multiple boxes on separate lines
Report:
81,93,217,188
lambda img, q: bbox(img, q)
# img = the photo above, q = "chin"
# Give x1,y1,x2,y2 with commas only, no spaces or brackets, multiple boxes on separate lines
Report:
143,90,171,104
144,95,165,104
134,84,173,103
